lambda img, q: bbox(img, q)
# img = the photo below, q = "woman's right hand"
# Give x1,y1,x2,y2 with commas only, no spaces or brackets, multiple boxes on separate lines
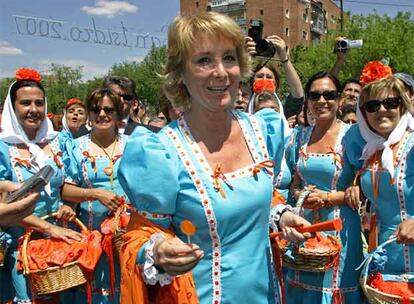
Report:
45,224,82,243
153,237,204,276
344,185,360,211
91,188,121,212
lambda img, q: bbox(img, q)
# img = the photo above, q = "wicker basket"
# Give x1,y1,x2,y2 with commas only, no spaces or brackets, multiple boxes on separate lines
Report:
275,234,341,272
360,237,414,304
21,213,88,295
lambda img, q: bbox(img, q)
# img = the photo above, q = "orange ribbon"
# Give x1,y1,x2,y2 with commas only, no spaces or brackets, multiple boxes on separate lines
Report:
83,151,97,174
212,164,233,199
112,154,122,164
299,147,308,167
53,151,63,169
252,160,274,177
14,157,31,169
329,145,344,169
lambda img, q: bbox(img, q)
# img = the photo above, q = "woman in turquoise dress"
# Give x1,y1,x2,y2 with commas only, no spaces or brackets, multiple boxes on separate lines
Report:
0,68,81,304
118,12,310,304
287,71,364,303
344,76,414,287
61,88,128,304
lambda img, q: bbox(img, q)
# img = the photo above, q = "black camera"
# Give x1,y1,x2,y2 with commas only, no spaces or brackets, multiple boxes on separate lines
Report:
334,39,363,53
248,19,276,58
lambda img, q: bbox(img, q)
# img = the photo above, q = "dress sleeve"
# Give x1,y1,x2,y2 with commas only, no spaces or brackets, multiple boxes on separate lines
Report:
118,126,179,217
342,124,365,174
254,109,285,175
0,142,12,181
62,138,82,186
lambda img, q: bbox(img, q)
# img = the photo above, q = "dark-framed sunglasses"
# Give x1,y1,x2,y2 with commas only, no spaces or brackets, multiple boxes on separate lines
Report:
363,96,402,113
119,94,134,101
89,106,116,115
307,90,340,101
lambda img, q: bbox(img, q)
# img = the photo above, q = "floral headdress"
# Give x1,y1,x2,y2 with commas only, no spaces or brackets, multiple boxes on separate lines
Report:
65,98,83,109
15,68,42,83
359,61,392,86
253,79,276,94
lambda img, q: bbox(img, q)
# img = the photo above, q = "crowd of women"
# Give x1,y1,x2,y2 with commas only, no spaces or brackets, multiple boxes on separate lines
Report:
1,11,414,304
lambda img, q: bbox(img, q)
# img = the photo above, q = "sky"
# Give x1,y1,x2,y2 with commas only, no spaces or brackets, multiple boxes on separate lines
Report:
0,0,413,81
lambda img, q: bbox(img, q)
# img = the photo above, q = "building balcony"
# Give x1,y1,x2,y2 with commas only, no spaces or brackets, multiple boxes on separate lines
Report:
209,0,245,13
310,23,325,35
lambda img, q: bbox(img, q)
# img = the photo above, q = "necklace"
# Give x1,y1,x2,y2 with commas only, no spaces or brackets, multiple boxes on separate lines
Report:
91,133,118,190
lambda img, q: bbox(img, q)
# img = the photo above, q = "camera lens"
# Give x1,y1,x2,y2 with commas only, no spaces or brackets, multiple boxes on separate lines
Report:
339,40,348,48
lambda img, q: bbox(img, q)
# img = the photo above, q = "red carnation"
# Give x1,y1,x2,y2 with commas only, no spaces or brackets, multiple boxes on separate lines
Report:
66,98,82,107
253,79,276,94
15,68,42,82
359,61,392,86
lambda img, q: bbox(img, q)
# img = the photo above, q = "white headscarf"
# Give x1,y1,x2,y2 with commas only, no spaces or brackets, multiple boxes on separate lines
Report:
0,81,57,170
356,100,414,177
248,92,292,140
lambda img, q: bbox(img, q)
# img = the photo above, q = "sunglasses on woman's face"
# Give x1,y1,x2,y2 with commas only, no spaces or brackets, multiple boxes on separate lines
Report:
363,96,402,113
308,90,339,101
89,106,115,115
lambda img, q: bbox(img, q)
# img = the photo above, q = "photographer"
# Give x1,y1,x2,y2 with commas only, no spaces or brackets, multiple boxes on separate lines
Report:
0,181,39,226
246,33,304,120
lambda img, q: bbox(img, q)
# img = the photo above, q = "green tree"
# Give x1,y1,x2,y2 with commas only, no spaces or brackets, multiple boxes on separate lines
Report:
289,12,414,89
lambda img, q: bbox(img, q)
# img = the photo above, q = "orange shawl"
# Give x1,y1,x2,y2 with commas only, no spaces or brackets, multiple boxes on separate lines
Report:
120,213,199,304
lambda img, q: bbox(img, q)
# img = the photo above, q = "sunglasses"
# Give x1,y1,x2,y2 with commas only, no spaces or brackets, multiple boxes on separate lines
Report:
308,90,339,101
119,94,134,101
363,97,402,113
89,106,116,115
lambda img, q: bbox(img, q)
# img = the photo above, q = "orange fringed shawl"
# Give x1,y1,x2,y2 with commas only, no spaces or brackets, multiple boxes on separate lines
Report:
120,213,199,304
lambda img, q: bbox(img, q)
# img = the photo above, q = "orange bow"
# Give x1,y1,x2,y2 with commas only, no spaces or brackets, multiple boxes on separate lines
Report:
299,147,308,167
329,145,344,169
112,154,122,164
83,151,97,174
252,160,274,177
14,157,31,169
53,151,63,169
212,164,233,199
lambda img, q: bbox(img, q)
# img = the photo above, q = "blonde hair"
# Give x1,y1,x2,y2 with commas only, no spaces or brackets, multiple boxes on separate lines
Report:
162,12,251,111
359,76,412,114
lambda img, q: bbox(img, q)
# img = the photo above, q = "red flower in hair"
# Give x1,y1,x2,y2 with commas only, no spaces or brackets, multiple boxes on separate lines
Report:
253,79,276,94
15,68,42,82
359,61,392,86
47,113,55,119
66,98,82,107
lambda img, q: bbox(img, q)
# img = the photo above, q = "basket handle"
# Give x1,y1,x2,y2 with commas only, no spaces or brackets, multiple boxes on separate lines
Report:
21,212,88,275
360,236,397,287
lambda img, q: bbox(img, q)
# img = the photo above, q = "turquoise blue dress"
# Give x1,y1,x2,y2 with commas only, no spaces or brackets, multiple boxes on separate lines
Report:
0,136,66,303
345,127,414,278
63,133,128,304
285,122,364,303
119,109,285,304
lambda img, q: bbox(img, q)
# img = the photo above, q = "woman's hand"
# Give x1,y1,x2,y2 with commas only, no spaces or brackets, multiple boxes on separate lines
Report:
0,181,39,226
90,189,121,212
245,36,256,56
265,35,288,61
344,185,360,211
44,224,82,243
302,188,327,210
57,204,76,222
153,237,204,276
395,219,414,244
279,211,312,243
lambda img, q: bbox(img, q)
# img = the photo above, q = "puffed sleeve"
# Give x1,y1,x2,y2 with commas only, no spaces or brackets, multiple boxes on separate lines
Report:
254,109,285,175
118,126,180,218
62,137,83,186
0,141,12,181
